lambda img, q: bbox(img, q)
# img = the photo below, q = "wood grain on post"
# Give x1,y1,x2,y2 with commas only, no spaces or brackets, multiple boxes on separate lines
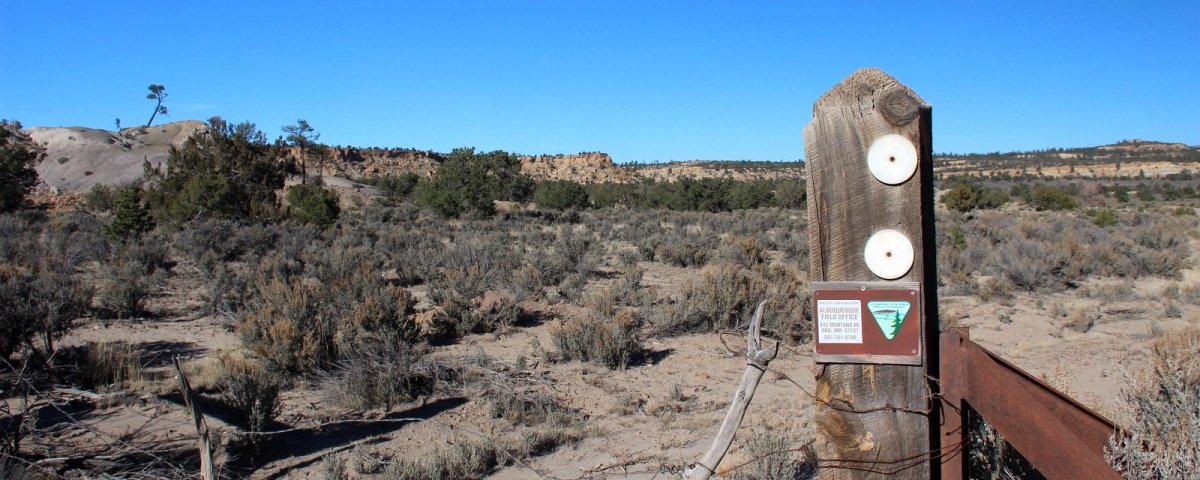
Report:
804,69,939,479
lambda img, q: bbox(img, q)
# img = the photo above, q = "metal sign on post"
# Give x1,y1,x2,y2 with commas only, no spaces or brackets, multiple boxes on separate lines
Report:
804,68,939,479
813,282,922,365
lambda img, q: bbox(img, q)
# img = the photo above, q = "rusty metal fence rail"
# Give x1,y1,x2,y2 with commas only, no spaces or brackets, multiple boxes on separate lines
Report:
939,327,1121,480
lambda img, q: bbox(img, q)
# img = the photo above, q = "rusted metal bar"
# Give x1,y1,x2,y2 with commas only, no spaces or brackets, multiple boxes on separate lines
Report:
938,328,1120,480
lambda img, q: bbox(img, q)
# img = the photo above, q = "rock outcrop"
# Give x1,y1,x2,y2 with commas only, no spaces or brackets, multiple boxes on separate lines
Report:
29,121,205,193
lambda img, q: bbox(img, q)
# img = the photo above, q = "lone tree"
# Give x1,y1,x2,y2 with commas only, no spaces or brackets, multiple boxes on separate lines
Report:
282,120,319,183
146,85,168,127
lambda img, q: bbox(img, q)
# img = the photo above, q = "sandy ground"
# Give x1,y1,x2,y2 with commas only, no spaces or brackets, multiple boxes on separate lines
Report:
38,251,1196,479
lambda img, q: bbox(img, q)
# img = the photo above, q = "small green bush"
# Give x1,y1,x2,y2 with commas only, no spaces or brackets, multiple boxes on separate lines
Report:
103,184,155,241
287,184,340,228
533,180,590,211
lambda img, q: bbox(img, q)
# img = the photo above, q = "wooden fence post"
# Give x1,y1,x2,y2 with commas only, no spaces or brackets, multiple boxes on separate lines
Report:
804,68,939,479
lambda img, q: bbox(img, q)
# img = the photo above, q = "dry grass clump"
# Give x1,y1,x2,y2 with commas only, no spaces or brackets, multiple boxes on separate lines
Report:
78,341,144,391
550,310,642,370
726,431,815,480
320,341,438,411
383,438,502,480
218,353,283,434
1106,328,1200,478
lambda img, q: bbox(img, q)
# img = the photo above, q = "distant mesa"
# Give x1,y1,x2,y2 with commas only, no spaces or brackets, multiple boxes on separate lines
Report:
17,119,1198,195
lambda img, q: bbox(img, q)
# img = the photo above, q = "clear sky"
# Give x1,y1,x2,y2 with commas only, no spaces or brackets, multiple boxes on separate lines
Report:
2,1,1196,162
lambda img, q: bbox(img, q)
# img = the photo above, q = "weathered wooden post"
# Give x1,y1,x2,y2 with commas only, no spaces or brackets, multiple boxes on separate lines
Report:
804,69,939,479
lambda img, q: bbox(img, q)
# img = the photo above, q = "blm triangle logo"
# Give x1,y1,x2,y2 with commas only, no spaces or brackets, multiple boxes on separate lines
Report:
867,301,911,340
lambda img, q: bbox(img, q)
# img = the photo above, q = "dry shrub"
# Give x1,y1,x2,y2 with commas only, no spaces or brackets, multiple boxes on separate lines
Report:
429,266,519,337
238,270,418,375
728,431,814,480
486,388,569,427
976,277,1014,304
78,341,143,391
720,235,767,270
321,341,438,411
941,271,977,297
238,280,334,374
550,310,641,370
655,241,709,268
99,242,169,318
384,438,500,480
1064,307,1098,334
218,354,282,434
505,414,586,458
0,262,92,360
1107,328,1200,478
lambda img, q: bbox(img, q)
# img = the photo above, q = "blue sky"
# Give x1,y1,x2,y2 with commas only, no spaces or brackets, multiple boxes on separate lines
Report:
2,1,1196,162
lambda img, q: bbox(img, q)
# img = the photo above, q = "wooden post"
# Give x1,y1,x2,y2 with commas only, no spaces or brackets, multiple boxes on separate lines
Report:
804,69,939,479
174,356,216,480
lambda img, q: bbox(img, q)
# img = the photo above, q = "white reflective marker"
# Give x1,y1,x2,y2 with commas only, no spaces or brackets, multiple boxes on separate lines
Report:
863,229,914,280
866,134,918,185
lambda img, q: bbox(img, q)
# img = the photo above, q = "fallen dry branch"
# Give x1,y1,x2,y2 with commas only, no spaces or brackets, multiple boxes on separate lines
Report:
684,301,778,480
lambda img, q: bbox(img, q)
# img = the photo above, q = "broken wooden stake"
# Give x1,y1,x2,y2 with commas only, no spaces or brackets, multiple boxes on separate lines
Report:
685,301,779,480
174,356,216,480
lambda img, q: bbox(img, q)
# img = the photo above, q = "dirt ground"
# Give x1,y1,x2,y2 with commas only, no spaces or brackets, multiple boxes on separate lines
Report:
41,244,1198,479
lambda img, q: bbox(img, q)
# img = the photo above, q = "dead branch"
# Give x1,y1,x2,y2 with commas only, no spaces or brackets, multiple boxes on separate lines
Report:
684,301,778,480
173,356,215,480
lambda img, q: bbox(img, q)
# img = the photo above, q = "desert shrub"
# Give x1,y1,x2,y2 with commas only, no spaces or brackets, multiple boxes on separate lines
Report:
940,179,1010,212
1020,183,1078,211
659,264,768,333
322,453,348,480
384,438,500,480
427,265,518,338
78,341,144,391
533,180,590,211
176,218,238,262
987,238,1077,291
0,125,38,214
550,228,600,281
0,263,93,360
941,271,978,296
656,237,710,268
1063,307,1098,333
551,311,641,370
730,432,813,480
321,341,437,411
358,172,420,205
1106,328,1200,478
99,242,169,318
616,248,641,268
720,235,767,270
103,184,155,241
287,184,340,228
486,388,569,427
415,148,534,218
1092,208,1119,227
84,183,118,212
239,272,419,374
220,355,283,433
144,117,287,226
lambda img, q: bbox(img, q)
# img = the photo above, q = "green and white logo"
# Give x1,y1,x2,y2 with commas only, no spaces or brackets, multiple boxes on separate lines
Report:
867,301,911,340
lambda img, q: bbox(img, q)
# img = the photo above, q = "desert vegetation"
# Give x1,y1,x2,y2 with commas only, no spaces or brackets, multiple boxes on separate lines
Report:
1,117,1198,478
